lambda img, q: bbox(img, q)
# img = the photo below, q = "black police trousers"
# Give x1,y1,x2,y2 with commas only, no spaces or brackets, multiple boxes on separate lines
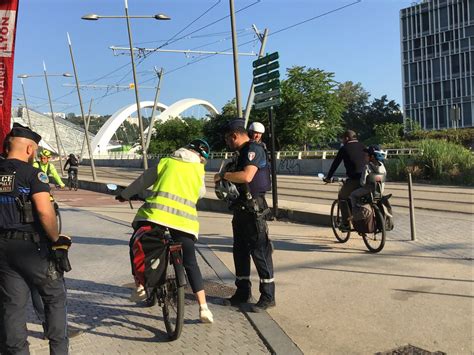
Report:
231,198,275,302
0,237,68,355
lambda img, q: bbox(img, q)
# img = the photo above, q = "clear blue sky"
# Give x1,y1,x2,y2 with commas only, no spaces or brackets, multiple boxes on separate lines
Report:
13,0,414,116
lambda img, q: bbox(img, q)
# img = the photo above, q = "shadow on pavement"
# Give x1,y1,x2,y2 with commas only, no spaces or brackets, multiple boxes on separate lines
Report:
71,235,129,246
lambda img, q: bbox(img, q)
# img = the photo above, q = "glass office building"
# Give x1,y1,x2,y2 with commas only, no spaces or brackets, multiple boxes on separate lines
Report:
400,0,474,129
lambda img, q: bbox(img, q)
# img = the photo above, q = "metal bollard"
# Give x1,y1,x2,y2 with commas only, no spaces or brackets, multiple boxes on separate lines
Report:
408,173,416,241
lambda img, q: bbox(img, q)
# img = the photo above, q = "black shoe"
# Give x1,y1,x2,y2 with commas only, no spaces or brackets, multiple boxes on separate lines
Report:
250,299,275,313
222,293,251,306
144,293,157,307
339,224,351,232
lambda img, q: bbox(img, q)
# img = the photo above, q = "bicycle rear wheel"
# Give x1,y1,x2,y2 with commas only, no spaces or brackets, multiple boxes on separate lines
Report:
162,258,185,340
330,199,350,243
361,205,386,253
73,172,78,191
67,175,72,191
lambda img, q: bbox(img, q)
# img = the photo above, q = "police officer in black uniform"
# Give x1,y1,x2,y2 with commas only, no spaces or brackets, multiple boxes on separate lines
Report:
0,124,71,354
214,119,275,312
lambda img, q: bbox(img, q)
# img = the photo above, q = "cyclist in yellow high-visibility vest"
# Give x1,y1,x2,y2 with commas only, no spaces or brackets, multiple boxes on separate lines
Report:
117,139,213,323
33,150,65,188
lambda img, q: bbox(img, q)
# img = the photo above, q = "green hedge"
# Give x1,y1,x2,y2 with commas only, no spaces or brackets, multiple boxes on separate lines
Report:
405,128,474,149
385,139,474,186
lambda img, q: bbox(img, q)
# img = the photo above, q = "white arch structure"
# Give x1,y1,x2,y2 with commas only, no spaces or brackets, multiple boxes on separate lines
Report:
91,98,218,154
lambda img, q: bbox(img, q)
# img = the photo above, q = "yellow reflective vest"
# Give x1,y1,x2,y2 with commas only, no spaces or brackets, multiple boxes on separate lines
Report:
134,157,204,238
32,161,65,187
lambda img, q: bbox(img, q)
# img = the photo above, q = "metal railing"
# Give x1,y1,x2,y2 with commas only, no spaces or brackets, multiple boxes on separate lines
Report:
89,148,422,161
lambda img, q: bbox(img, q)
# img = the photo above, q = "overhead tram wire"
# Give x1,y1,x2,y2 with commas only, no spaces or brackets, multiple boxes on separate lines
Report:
152,0,362,77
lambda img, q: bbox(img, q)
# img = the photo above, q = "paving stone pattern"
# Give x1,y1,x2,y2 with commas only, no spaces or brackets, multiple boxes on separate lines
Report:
27,208,269,354
390,207,473,260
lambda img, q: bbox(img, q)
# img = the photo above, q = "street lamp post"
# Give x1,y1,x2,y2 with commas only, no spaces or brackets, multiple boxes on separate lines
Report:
82,0,170,171
19,78,32,127
18,67,72,176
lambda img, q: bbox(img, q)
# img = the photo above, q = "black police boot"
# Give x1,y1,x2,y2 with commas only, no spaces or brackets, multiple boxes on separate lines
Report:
222,290,251,306
250,298,276,313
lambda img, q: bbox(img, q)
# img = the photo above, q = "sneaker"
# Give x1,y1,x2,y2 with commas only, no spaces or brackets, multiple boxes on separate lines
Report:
129,285,147,302
199,305,214,324
250,299,276,313
222,293,251,307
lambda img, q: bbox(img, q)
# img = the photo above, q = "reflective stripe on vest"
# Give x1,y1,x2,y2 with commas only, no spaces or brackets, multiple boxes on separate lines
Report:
134,157,204,238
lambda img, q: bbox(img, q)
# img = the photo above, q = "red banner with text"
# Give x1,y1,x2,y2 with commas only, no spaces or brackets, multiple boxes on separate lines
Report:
0,0,19,153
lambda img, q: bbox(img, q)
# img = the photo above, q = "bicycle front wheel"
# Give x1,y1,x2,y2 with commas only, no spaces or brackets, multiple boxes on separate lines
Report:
361,205,386,253
330,199,350,243
162,259,185,340
54,202,62,234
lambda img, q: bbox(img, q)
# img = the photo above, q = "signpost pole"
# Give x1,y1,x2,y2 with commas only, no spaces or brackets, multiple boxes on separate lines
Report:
268,106,278,218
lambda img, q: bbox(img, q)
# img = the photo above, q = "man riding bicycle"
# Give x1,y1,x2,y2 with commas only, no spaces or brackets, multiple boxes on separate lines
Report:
33,150,65,188
116,139,214,324
324,130,366,231
64,154,79,187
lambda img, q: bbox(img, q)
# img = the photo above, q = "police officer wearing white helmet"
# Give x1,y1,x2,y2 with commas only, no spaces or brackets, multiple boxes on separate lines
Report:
248,122,265,146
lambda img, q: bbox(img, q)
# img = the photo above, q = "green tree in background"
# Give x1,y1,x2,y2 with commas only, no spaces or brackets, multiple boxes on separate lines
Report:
148,117,205,155
273,66,344,150
337,81,370,132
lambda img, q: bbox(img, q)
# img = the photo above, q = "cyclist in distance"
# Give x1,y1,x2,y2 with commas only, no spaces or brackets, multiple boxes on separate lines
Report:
64,153,79,176
116,139,214,323
33,150,65,188
324,130,366,231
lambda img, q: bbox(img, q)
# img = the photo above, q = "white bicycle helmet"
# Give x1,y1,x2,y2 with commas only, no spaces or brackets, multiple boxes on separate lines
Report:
248,122,265,134
215,180,240,201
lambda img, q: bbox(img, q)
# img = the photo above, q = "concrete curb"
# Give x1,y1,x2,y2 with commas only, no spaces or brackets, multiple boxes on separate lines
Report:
196,243,304,355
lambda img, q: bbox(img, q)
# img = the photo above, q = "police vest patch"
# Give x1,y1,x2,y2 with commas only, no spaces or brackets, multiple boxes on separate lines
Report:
38,172,49,184
0,174,15,192
248,152,256,161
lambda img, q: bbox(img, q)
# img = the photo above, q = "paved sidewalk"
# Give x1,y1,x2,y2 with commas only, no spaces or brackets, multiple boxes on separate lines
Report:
26,206,270,354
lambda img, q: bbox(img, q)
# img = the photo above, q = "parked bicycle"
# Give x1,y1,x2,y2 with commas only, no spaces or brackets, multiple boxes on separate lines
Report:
67,169,78,191
107,184,186,340
318,174,393,253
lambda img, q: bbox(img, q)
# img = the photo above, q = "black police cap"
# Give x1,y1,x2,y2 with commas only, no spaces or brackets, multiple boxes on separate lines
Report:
9,123,42,144
223,118,246,134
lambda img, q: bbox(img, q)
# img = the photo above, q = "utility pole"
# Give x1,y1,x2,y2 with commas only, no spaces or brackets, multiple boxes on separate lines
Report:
229,0,243,118
79,98,93,161
43,62,65,177
145,67,164,151
67,32,97,181
244,27,269,128
125,0,148,170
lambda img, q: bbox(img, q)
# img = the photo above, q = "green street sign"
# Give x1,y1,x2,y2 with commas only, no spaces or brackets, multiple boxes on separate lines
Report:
254,89,280,103
254,98,281,110
253,61,279,76
253,70,280,85
252,51,279,68
254,79,280,94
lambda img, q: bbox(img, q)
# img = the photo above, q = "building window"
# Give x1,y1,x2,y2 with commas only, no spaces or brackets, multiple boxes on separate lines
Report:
415,85,423,102
440,7,448,29
466,25,474,36
442,81,452,99
422,12,430,32
433,58,441,79
439,106,446,128
410,63,418,82
434,82,442,99
452,54,461,75
425,108,434,129
463,103,472,126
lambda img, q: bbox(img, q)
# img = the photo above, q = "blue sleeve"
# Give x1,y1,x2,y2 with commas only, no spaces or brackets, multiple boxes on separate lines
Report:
242,144,266,169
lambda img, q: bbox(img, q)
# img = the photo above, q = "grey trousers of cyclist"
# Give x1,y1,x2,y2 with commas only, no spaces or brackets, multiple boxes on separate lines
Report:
338,179,361,225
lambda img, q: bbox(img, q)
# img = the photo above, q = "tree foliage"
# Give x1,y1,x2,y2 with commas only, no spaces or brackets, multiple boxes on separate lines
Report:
148,117,205,155
273,66,345,150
